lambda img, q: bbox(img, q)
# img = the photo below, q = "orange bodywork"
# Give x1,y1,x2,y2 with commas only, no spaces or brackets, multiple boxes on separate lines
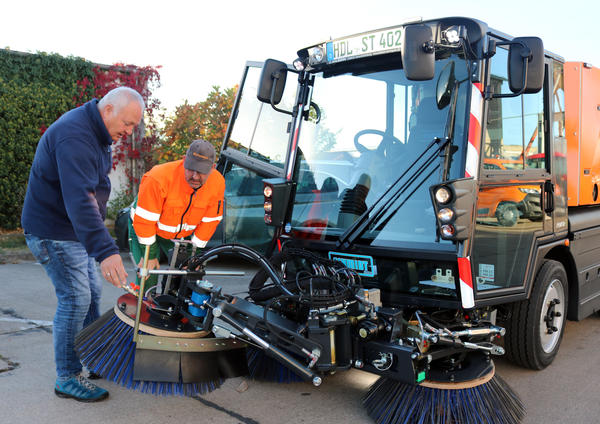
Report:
565,62,600,206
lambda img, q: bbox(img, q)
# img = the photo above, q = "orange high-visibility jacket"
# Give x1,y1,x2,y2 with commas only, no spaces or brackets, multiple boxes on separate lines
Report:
131,160,225,248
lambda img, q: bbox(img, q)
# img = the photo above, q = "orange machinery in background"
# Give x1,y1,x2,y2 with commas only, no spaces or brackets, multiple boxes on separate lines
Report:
565,62,600,206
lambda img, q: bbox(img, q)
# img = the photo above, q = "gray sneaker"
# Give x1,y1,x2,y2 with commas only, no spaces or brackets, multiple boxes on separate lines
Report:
54,375,109,402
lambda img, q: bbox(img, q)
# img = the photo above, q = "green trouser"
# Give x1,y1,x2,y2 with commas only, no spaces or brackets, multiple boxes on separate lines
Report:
127,216,174,290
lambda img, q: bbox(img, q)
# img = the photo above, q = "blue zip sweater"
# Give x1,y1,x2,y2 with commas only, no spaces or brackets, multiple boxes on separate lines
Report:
21,99,119,263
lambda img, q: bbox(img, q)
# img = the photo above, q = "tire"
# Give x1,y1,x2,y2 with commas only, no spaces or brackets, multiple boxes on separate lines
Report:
495,202,519,226
114,207,130,251
504,260,568,369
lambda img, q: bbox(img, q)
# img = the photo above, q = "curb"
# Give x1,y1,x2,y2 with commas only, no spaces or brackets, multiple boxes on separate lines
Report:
0,249,35,265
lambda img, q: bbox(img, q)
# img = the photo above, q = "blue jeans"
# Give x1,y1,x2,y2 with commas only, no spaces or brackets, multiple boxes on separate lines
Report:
25,234,102,379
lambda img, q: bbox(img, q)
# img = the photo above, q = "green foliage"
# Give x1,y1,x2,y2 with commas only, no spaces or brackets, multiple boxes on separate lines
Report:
106,187,134,221
0,50,96,229
0,49,161,229
158,85,237,163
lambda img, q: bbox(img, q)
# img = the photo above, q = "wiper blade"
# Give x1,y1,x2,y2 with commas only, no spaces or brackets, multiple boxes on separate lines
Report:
336,137,450,249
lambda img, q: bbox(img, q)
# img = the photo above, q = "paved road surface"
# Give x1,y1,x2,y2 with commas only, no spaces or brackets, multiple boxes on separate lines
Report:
1,256,599,423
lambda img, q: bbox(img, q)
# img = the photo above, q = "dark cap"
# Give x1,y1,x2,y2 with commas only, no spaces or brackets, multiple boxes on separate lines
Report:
184,139,215,174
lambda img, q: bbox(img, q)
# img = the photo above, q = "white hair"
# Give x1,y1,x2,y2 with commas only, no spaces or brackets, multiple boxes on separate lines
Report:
98,86,145,115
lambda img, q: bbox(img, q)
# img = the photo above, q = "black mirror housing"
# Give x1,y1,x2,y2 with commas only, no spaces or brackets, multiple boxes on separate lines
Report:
257,59,288,105
401,24,435,81
508,37,544,94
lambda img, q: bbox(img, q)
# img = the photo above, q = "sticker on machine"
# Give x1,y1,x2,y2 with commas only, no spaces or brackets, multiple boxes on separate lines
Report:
476,263,500,289
328,251,377,277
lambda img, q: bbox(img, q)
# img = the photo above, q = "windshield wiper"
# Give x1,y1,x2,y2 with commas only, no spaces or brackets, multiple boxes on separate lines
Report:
336,75,465,250
336,136,450,250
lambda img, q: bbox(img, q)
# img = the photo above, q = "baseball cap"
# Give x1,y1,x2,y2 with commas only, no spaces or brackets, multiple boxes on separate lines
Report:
184,139,215,174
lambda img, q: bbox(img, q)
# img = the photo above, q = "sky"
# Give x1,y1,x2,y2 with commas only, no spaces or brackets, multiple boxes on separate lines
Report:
2,0,599,115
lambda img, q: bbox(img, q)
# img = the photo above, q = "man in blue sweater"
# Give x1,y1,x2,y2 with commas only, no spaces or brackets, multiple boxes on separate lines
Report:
22,87,144,402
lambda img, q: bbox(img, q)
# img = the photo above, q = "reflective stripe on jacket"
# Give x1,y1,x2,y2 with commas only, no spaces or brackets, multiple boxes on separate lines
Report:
132,159,225,247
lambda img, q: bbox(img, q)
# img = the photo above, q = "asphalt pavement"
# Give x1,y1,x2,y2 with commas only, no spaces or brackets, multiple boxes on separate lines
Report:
1,254,600,424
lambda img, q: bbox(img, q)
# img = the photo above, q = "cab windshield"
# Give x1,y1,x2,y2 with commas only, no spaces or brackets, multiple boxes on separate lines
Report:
291,54,470,248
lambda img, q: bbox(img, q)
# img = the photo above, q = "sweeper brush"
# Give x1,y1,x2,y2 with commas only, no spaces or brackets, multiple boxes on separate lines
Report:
74,294,246,395
76,243,524,422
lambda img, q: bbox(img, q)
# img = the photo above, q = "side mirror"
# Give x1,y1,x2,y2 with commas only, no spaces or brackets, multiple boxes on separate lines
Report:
401,24,435,81
436,61,456,109
508,37,544,94
257,59,288,105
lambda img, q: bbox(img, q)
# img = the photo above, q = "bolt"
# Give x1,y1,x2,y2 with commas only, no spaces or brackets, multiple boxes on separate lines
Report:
554,311,562,317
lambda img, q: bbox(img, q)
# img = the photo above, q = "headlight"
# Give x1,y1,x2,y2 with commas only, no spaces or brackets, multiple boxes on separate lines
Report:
440,224,455,238
437,208,454,223
445,28,460,44
293,58,306,71
264,201,272,213
311,47,324,63
435,186,452,204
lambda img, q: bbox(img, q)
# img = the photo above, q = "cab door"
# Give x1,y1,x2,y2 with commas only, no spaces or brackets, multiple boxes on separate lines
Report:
470,45,552,299
215,62,297,254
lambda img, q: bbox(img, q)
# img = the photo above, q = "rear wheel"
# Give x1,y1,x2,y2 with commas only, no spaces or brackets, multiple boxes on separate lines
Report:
504,260,568,369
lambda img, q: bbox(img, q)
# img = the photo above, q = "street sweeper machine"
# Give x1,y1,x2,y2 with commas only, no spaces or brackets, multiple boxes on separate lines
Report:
77,16,600,424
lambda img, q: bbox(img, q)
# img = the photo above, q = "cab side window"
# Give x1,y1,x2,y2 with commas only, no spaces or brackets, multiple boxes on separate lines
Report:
485,47,545,170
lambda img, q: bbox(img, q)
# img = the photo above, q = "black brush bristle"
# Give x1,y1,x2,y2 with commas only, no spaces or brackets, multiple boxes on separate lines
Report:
246,346,304,383
75,309,222,396
363,375,525,424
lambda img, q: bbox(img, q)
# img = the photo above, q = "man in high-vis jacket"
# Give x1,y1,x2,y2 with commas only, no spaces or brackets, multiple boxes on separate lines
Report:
128,139,225,288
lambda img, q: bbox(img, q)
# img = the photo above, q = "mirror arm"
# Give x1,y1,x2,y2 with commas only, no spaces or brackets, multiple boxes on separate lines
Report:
269,72,293,116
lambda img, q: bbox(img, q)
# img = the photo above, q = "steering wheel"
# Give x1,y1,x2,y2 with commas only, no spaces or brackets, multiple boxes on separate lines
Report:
354,129,403,156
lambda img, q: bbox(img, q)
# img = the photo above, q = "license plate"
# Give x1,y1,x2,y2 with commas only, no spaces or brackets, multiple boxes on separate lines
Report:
326,26,403,63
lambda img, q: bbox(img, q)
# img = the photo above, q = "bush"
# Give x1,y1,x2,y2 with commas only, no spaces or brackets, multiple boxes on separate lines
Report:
0,50,95,229
106,188,134,221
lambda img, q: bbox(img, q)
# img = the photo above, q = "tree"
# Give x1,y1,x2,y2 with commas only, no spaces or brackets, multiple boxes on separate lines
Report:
159,85,237,162
76,64,162,194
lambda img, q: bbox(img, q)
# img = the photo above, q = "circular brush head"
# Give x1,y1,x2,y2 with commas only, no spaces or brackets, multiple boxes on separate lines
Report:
75,305,222,396
246,346,304,383
362,367,525,424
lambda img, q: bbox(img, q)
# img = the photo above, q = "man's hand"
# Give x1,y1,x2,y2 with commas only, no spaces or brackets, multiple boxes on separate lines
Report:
137,258,160,273
100,253,128,287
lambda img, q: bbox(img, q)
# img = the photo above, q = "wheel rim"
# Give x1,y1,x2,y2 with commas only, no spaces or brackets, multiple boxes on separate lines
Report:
539,278,566,353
